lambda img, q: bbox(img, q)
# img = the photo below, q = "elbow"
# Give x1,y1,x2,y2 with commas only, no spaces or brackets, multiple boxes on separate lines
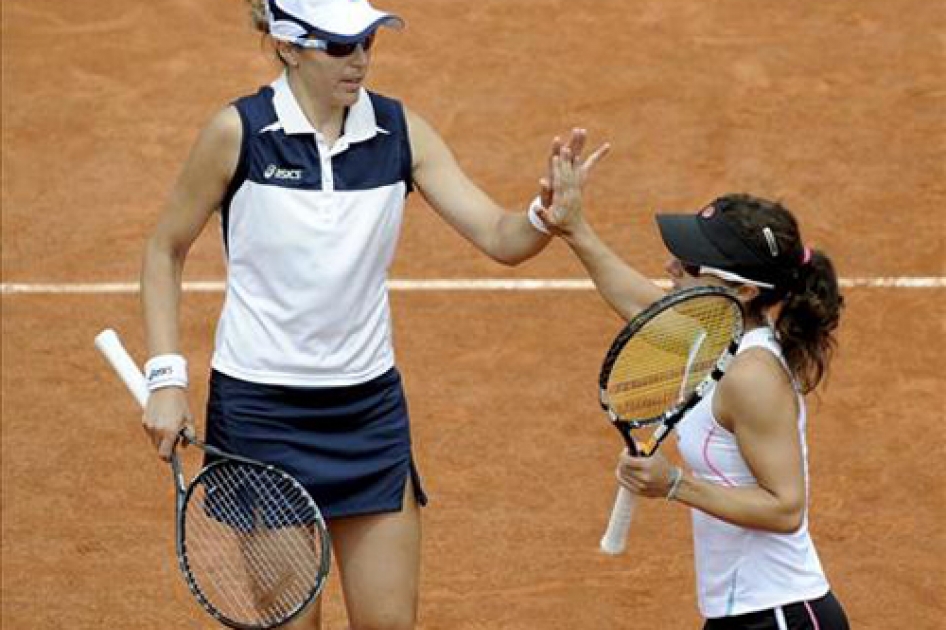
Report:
772,513,804,535
144,233,169,260
142,234,187,282
482,240,533,267
769,500,805,534
492,252,530,267
483,214,547,267
145,232,188,264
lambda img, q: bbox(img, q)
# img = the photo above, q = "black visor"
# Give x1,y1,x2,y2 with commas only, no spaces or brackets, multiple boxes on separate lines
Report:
656,205,794,289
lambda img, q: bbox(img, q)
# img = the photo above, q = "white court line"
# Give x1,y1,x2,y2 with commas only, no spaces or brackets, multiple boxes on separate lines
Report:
1,277,944,294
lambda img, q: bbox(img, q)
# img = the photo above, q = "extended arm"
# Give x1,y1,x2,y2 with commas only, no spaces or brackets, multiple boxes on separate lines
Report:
407,109,604,266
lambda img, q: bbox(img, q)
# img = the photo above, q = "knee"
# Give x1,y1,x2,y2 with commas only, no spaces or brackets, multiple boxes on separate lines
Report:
350,609,416,630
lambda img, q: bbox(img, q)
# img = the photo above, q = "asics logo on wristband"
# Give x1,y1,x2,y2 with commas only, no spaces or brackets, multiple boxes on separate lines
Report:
147,366,173,380
145,354,188,391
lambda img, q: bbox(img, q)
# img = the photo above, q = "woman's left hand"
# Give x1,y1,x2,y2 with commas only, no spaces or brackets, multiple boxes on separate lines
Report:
616,449,679,499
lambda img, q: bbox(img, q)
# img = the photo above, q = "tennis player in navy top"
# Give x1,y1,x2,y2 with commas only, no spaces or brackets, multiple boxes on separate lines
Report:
139,1,607,628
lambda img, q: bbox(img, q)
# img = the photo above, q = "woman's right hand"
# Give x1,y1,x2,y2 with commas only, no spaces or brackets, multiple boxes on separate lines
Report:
143,387,194,461
539,148,586,237
536,129,609,236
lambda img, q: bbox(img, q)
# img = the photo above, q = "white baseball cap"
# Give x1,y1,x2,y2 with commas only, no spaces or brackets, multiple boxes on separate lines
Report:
267,0,404,44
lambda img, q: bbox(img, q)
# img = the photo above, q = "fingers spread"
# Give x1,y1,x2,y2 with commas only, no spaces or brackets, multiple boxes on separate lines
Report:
552,155,566,195
539,177,552,207
584,143,611,170
566,128,587,157
546,136,563,170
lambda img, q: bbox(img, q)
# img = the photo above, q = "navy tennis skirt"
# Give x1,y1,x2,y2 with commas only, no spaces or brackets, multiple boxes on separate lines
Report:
204,367,427,520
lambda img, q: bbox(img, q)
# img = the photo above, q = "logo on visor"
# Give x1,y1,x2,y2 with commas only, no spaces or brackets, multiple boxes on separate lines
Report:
700,205,716,219
264,164,303,180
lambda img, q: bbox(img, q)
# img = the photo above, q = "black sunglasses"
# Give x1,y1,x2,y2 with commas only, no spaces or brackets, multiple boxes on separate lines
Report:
297,32,376,58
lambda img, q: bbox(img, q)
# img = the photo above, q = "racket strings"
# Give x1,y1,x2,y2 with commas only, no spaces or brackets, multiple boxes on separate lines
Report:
187,491,314,623
218,475,311,616
607,296,740,422
188,467,321,623
184,463,326,626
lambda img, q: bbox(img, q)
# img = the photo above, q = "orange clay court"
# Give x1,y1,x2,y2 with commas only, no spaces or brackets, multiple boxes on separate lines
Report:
2,1,944,628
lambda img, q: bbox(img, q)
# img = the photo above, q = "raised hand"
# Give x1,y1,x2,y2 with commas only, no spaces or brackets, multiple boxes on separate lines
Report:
537,149,585,236
537,128,610,233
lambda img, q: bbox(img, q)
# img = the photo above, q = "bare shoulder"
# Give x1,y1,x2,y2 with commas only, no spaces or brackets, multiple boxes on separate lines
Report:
175,105,243,185
403,106,427,143
164,105,245,218
197,105,243,154
715,348,798,430
403,106,430,133
403,106,451,168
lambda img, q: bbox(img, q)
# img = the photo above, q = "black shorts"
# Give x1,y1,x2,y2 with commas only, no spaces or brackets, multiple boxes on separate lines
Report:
703,591,849,630
204,367,428,520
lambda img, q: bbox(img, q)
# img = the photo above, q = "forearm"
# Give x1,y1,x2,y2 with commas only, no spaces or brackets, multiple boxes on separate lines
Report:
673,471,804,534
563,222,664,320
140,236,186,357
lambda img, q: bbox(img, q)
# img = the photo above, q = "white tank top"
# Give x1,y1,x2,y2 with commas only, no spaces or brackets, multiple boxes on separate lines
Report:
676,327,829,618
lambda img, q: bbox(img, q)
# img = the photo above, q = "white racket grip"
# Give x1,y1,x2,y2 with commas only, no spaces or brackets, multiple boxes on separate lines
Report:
94,329,148,409
600,485,637,555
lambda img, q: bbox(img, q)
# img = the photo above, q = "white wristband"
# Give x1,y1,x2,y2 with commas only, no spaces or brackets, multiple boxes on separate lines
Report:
144,354,188,391
527,196,551,235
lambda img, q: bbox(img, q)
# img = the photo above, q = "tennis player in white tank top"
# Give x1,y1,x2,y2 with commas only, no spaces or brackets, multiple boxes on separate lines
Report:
676,327,830,622
536,165,850,630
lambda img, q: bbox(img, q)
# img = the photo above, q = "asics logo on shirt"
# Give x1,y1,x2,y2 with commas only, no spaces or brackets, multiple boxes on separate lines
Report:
264,164,303,180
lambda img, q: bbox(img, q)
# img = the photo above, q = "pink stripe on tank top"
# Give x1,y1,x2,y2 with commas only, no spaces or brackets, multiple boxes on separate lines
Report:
703,425,736,486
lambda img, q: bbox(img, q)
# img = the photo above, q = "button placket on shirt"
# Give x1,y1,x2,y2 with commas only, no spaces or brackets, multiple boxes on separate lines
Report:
314,132,338,223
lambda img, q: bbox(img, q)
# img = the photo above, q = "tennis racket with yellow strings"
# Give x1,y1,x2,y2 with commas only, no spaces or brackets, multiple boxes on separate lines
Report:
598,286,744,554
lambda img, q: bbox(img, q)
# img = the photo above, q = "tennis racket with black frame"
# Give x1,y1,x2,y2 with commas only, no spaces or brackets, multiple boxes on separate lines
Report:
94,329,332,629
597,286,744,555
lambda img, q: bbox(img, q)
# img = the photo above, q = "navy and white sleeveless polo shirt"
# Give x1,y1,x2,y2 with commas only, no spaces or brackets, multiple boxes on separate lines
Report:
212,74,413,387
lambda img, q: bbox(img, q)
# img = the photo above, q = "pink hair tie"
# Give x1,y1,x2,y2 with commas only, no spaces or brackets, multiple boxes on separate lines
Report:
802,246,813,265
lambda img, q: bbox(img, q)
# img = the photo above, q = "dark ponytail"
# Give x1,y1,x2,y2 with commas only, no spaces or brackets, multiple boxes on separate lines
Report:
773,249,844,393
714,194,844,393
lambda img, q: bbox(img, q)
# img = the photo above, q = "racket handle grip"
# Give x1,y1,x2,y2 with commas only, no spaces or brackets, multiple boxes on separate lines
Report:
94,329,148,409
600,486,636,555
